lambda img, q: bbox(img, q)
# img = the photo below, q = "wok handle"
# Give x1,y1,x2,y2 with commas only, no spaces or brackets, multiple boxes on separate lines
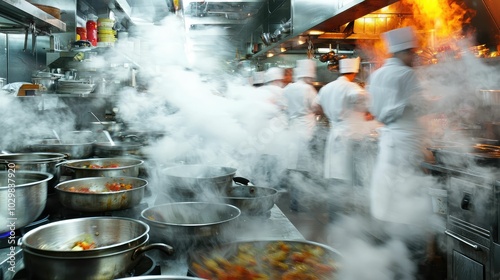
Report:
132,243,174,260
233,177,251,186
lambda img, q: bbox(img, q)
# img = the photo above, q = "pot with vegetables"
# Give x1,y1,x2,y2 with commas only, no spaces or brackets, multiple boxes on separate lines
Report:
63,158,144,178
55,176,147,212
21,217,174,280
189,239,342,279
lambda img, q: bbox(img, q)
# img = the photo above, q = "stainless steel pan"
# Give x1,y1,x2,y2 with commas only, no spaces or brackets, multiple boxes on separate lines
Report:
54,176,147,212
141,202,241,255
63,158,144,178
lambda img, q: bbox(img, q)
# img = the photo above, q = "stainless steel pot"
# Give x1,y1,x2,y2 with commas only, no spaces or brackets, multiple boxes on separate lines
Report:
63,158,144,178
54,177,147,212
478,90,500,106
93,142,144,158
23,236,172,279
29,139,95,159
162,165,237,201
141,202,241,254
0,153,66,188
0,171,53,233
21,217,174,280
222,184,280,216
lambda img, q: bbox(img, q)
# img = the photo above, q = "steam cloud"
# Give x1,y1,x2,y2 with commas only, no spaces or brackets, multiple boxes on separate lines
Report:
1,12,499,279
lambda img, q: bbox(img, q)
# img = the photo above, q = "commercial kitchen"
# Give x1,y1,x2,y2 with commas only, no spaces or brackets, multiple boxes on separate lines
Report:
0,0,500,279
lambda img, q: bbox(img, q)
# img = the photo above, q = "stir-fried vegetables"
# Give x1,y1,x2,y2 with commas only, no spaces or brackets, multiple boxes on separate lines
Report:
191,241,339,280
66,182,133,193
81,163,120,169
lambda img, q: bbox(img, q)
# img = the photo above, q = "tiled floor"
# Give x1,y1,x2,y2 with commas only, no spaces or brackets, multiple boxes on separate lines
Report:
276,189,448,280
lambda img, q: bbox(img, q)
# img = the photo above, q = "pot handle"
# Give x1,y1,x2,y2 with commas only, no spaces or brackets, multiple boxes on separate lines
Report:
132,243,174,260
233,177,251,186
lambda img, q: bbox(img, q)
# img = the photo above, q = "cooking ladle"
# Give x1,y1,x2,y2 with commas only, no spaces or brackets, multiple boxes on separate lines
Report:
89,111,104,125
52,129,61,143
102,130,115,146
89,111,115,146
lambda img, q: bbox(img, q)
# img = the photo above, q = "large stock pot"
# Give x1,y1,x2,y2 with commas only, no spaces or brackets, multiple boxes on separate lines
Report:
0,153,65,188
0,171,53,233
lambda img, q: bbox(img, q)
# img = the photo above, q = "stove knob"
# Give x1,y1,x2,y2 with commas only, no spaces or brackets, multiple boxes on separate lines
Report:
461,193,471,210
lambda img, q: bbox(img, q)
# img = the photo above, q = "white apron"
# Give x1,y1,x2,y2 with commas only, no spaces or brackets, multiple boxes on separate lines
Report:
370,110,430,225
286,115,316,171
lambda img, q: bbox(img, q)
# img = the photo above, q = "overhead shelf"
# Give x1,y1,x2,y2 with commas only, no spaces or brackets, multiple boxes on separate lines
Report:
0,0,66,32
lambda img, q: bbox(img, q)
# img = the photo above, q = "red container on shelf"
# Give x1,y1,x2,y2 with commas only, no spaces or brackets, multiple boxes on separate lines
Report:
76,27,87,41
86,20,97,46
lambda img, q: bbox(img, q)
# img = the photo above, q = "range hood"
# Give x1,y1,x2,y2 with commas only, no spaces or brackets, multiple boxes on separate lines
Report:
0,0,66,33
249,0,399,58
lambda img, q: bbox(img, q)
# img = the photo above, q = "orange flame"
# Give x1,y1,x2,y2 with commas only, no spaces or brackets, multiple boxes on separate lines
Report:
401,0,474,50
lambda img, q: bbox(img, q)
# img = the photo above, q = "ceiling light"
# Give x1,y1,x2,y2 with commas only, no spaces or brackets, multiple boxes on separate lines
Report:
308,30,325,35
267,52,274,58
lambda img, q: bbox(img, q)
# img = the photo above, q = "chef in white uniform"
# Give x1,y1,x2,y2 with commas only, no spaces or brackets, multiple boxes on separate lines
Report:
313,57,374,219
282,59,318,211
253,67,288,188
367,26,432,276
283,59,318,171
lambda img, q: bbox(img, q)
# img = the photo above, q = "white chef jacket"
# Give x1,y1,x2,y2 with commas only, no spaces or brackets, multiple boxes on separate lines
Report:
316,76,370,181
282,79,318,170
367,58,429,225
257,84,288,157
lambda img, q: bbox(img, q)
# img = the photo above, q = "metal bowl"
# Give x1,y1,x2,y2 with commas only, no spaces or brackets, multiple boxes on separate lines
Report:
63,158,144,178
55,176,147,212
0,171,53,233
141,202,241,254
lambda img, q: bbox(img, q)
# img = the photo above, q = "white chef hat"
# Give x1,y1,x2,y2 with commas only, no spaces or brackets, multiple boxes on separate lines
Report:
264,67,285,83
252,71,265,85
339,57,360,74
295,59,316,79
382,26,418,53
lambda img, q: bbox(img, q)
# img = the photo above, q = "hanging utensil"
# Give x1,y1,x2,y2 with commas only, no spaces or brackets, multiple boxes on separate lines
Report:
89,111,104,125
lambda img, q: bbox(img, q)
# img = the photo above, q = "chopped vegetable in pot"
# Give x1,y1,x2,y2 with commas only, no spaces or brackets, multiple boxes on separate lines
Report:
67,182,132,193
191,241,339,280
81,163,120,169
71,240,96,251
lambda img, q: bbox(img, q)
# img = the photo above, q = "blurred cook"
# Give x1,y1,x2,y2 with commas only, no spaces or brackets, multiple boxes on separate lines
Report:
313,57,373,219
253,67,288,188
282,59,318,211
260,67,287,110
367,26,433,276
367,26,429,225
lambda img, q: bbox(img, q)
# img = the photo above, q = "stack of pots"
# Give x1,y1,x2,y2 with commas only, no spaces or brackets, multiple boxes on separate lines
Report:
97,18,116,46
